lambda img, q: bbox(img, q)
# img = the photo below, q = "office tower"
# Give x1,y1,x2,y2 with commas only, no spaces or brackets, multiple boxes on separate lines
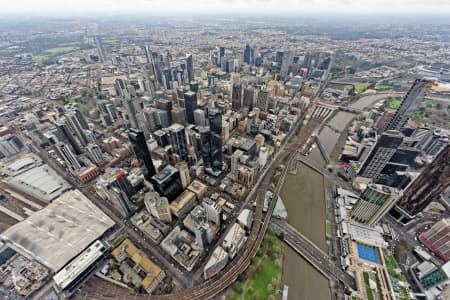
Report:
243,44,254,65
420,219,450,261
66,111,88,146
55,142,82,170
199,127,212,168
395,146,450,217
190,82,199,93
110,188,134,217
230,149,243,178
128,128,156,180
154,129,169,147
122,98,139,129
171,106,187,125
162,68,172,89
169,123,188,161
256,88,269,112
358,130,404,180
54,120,82,154
151,165,183,201
194,109,206,126
350,184,401,226
202,198,221,225
154,109,171,129
176,161,190,189
184,91,198,124
208,109,223,174
219,47,225,68
186,54,194,83
191,206,211,250
115,171,135,197
386,79,432,131
86,143,104,165
232,83,242,110
144,191,172,223
280,51,293,80
243,87,254,110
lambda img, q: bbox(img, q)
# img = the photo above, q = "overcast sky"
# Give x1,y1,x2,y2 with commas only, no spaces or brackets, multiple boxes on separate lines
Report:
1,0,450,14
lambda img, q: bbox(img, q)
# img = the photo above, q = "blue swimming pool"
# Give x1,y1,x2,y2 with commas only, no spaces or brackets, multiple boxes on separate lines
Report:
357,243,378,264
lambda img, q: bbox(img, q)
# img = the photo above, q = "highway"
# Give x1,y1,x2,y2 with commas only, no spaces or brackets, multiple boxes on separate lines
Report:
270,219,357,291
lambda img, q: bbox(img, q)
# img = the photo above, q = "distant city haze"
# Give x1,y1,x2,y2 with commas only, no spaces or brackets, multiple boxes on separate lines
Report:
1,0,450,14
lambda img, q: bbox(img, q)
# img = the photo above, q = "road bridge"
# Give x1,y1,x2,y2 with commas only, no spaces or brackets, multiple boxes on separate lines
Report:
270,219,357,291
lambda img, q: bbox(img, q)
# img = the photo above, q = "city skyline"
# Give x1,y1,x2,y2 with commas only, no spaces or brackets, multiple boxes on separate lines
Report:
1,0,450,14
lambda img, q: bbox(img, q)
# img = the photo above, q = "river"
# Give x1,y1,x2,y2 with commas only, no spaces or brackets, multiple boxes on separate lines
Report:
280,163,331,300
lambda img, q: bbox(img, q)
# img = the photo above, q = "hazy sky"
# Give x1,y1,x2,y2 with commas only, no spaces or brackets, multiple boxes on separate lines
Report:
1,0,450,14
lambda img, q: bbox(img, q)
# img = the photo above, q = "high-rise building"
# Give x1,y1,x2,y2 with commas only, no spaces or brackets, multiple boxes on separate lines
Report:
66,110,89,146
280,51,294,80
168,123,188,161
54,120,82,154
351,184,401,226
395,146,450,217
151,165,183,201
256,88,269,112
202,197,221,225
86,143,104,165
243,44,254,65
208,109,223,174
115,171,135,197
194,109,206,126
419,219,450,261
386,79,432,131
186,54,194,83
191,205,212,250
171,106,186,125
55,142,82,170
176,161,190,189
184,91,198,124
358,130,404,181
122,98,140,130
144,191,172,223
232,83,242,110
243,87,254,110
199,127,212,168
128,128,156,180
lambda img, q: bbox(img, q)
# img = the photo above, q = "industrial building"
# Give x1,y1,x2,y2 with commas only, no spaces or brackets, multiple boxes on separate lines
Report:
0,189,115,272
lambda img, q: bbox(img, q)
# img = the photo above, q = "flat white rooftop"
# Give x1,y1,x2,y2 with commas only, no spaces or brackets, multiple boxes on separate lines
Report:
1,189,115,272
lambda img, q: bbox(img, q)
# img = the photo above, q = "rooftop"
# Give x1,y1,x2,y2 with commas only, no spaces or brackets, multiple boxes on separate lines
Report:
1,189,115,272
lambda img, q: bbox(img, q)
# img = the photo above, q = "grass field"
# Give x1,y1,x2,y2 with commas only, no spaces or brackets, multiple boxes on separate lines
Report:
387,97,401,110
44,46,80,55
355,83,370,93
375,84,393,90
363,272,374,300
227,232,284,300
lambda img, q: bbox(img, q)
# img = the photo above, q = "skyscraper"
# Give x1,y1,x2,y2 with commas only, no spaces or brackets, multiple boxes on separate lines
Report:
208,109,223,174
256,88,269,112
169,123,188,161
386,79,432,131
232,83,242,110
351,184,401,226
151,165,183,201
199,126,212,168
243,44,254,65
395,145,450,217
144,191,172,223
184,91,198,124
176,161,190,189
280,51,294,80
358,130,404,181
243,87,254,110
55,142,82,170
128,128,156,180
186,54,194,83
